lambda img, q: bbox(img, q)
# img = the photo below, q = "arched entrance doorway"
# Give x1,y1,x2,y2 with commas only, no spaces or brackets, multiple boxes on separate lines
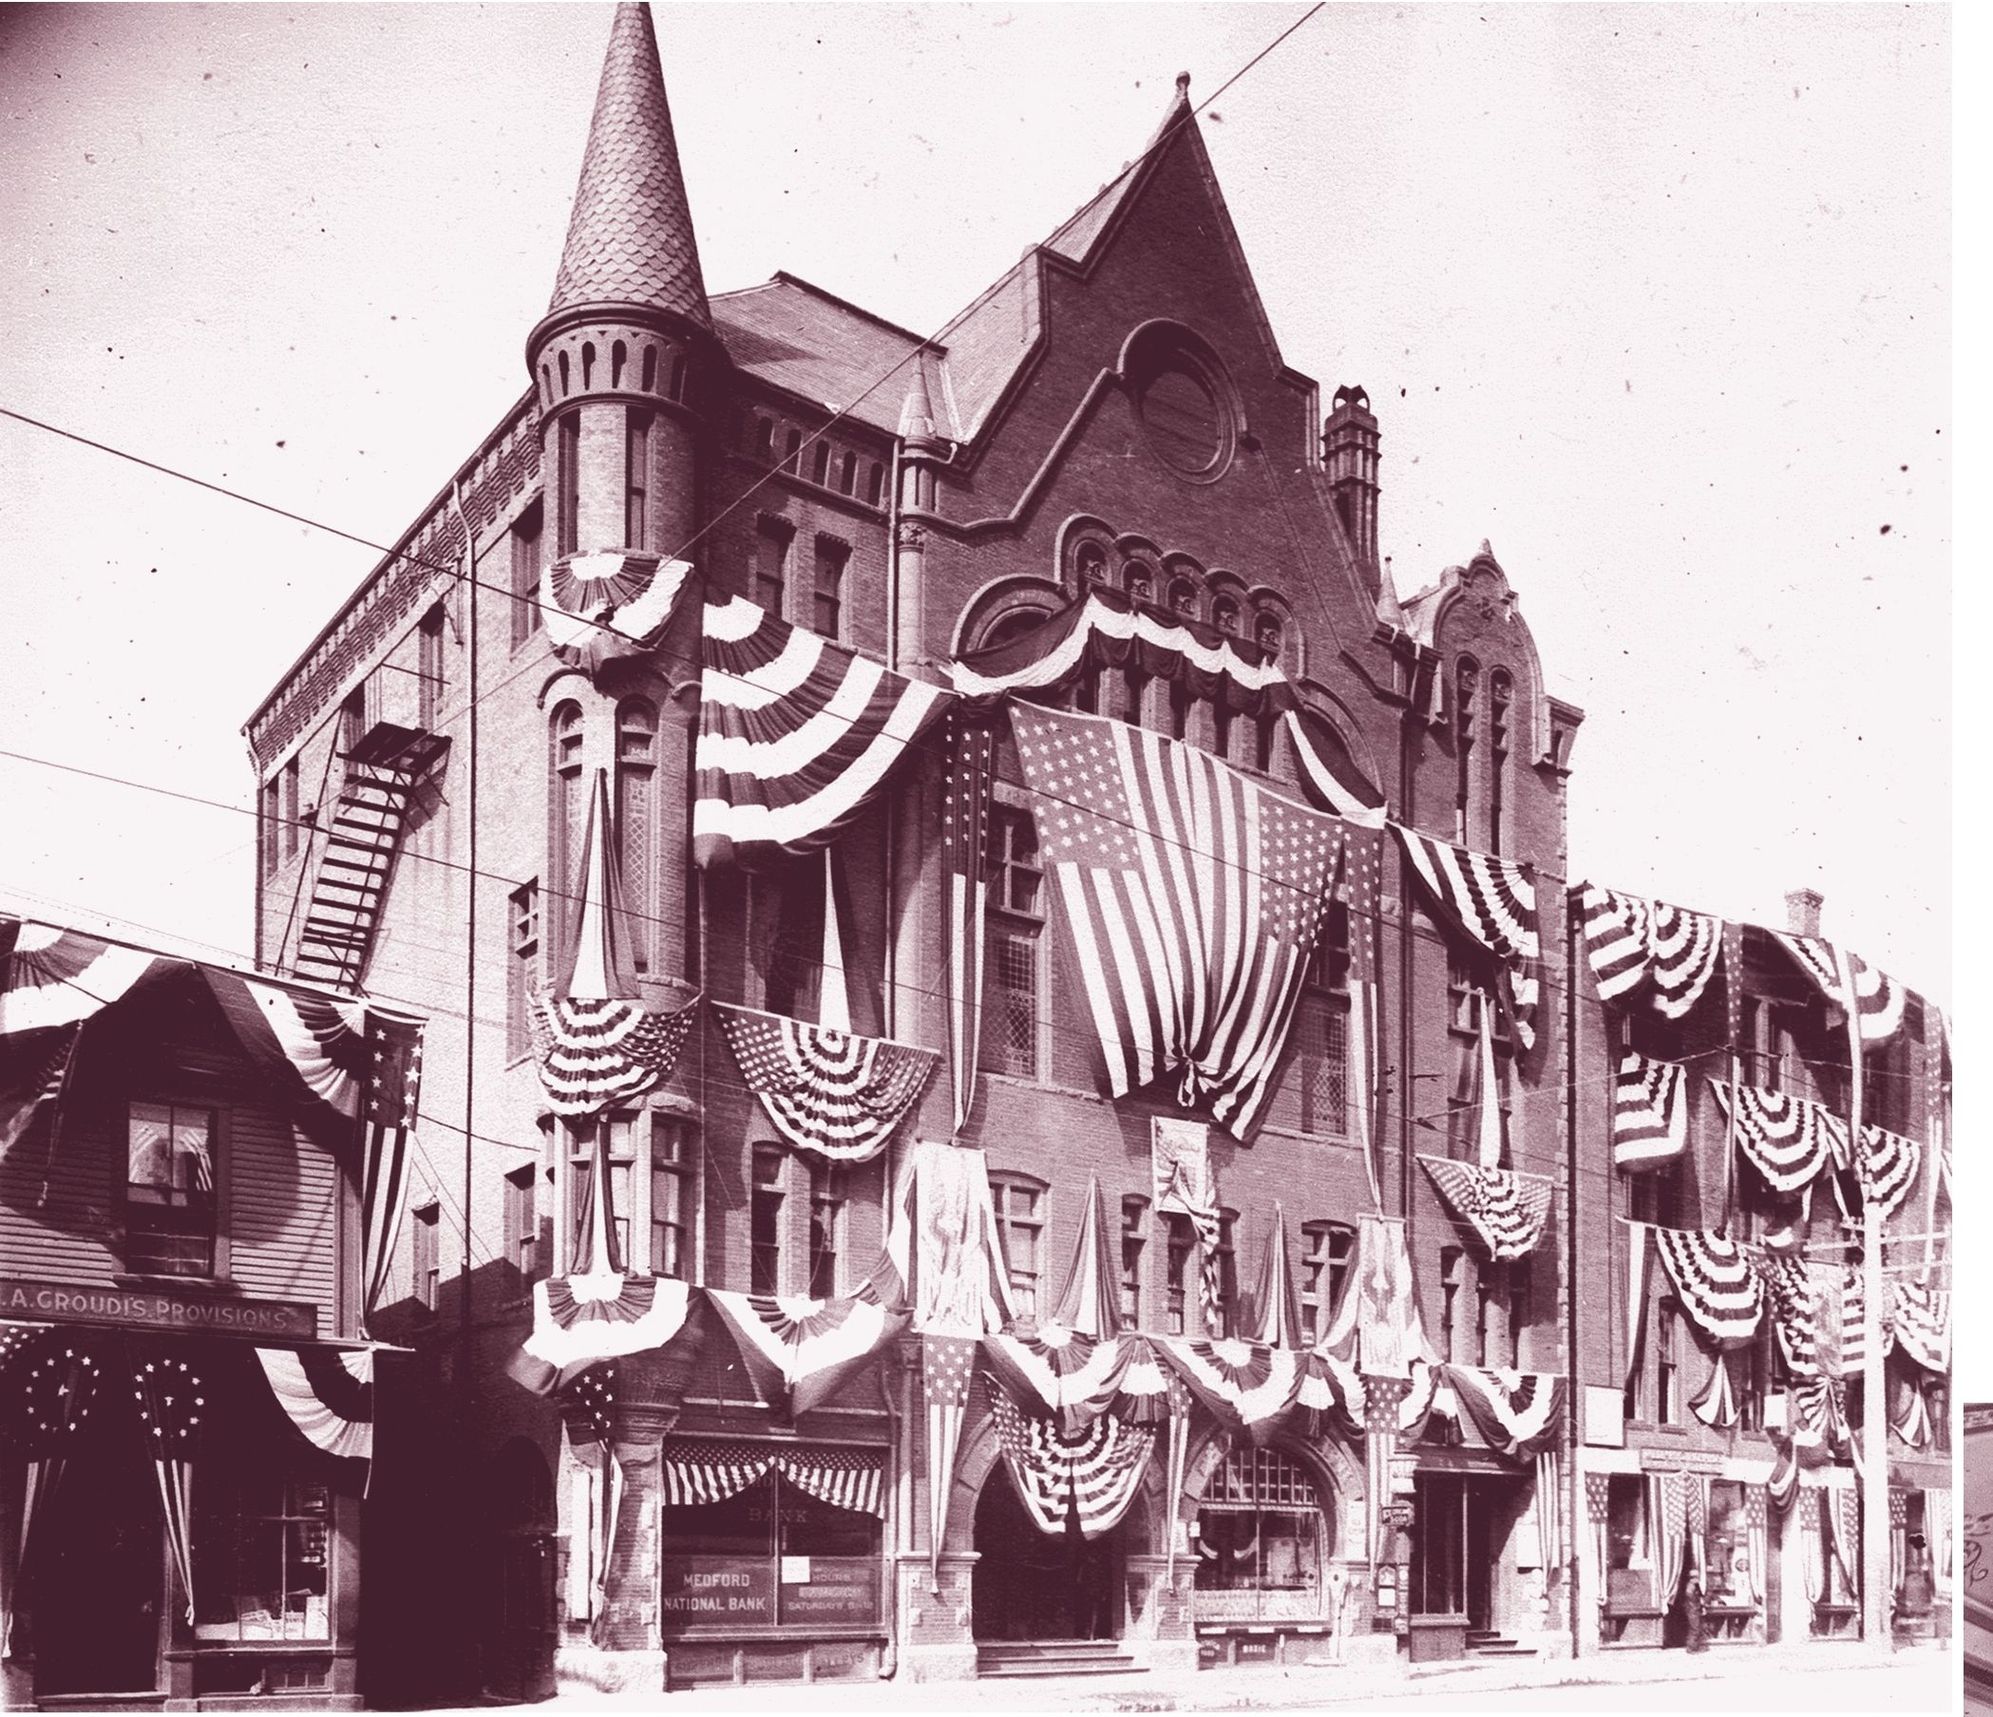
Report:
970,1468,1126,1643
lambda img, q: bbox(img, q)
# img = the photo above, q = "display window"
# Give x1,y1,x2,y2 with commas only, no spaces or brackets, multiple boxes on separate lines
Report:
192,1474,331,1642
1192,1443,1326,1621
1704,1479,1753,1606
659,1471,883,1630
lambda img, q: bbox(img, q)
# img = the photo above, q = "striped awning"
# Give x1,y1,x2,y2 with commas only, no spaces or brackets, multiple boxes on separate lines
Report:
659,1438,886,1517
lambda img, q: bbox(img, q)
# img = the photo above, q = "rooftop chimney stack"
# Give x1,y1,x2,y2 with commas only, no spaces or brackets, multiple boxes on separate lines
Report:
1784,887,1824,938
1324,384,1381,587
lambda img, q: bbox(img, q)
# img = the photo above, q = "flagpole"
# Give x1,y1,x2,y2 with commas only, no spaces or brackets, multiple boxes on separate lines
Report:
1563,882,1585,1656
1842,947,1889,1652
451,483,481,1459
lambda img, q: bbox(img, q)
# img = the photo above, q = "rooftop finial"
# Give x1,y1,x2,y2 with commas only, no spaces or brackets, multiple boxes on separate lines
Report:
545,3,710,330
1175,71,1192,101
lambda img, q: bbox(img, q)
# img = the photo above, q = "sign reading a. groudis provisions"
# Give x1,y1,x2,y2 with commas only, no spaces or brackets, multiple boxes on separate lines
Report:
0,1276,316,1340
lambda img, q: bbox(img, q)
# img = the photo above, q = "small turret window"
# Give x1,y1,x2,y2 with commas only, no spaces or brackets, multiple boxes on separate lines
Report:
811,441,832,486
839,452,857,496
641,345,657,393
783,429,801,474
611,340,627,389
866,462,885,506
625,411,651,551
669,354,686,400
581,342,596,390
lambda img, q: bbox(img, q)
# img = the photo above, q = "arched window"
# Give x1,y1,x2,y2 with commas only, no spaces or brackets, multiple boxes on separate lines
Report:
1073,541,1109,590
1253,612,1283,659
611,340,627,388
1122,561,1155,604
1454,657,1480,845
1488,669,1513,852
641,345,658,393
977,607,1052,653
668,354,686,400
866,461,885,506
811,440,832,486
1194,1443,1329,1621
581,342,596,390
1212,596,1240,636
1168,578,1200,618
549,701,585,972
752,416,775,460
838,451,857,496
782,428,802,473
616,698,657,971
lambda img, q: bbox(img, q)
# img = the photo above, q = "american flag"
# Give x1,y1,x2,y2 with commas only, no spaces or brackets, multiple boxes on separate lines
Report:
1340,829,1385,1207
360,1010,425,1317
775,1445,887,1518
941,712,995,1133
923,1333,978,1581
0,1024,80,1159
1009,704,1344,1141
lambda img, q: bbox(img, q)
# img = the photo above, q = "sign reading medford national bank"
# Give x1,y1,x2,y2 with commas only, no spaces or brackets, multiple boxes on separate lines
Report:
0,1276,317,1340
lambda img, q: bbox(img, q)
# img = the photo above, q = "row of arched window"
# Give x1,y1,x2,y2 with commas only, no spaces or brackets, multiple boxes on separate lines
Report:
536,336,688,411
745,414,887,507
1066,536,1294,673
549,695,659,973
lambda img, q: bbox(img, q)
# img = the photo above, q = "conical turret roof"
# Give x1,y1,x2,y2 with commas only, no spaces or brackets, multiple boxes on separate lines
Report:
547,3,710,329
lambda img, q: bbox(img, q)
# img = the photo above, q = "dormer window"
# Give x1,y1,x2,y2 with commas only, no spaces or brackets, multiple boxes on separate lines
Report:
126,1101,217,1277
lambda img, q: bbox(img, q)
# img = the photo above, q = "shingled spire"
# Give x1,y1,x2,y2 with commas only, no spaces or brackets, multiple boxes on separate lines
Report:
545,1,710,330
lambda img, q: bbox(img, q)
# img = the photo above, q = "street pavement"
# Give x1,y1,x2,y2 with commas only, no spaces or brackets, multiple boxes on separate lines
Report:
545,1637,1953,1713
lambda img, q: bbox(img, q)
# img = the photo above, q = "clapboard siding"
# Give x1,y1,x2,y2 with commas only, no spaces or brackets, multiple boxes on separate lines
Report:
0,1101,123,1279
229,1102,340,1307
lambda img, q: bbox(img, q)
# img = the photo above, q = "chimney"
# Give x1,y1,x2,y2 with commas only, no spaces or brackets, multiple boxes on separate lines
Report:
1784,888,1824,938
1323,384,1381,585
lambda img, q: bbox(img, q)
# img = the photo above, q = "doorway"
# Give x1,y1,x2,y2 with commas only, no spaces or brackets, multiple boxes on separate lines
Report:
971,1470,1123,1642
30,1445,163,1697
1409,1471,1506,1631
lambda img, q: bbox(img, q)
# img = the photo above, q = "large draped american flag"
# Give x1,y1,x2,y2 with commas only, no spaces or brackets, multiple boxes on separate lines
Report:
1009,704,1344,1142
694,596,947,869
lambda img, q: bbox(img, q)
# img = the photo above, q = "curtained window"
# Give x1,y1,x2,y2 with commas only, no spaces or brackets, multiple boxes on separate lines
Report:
125,1101,217,1277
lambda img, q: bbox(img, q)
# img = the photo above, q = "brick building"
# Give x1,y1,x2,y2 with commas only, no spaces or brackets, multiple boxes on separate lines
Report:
238,4,1949,1700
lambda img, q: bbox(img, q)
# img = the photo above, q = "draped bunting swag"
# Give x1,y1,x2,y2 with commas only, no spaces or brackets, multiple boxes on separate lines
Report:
1613,1051,1688,1169
706,1264,909,1415
1573,883,1722,1019
1889,1276,1949,1373
1283,709,1389,829
1771,934,1907,1044
1711,1081,1845,1195
987,1390,1153,1539
1389,826,1539,1051
1418,1157,1556,1261
695,596,948,868
1650,1225,1764,1347
254,1346,375,1463
1688,1348,1740,1429
1441,1366,1566,1459
658,1438,885,1518
1858,1125,1921,1221
715,1003,936,1164
539,550,690,674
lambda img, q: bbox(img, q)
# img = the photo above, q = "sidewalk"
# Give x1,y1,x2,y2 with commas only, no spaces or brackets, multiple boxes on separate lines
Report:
559,1636,1949,1713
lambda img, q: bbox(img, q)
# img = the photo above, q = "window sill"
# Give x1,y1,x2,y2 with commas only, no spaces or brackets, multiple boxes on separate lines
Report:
115,1272,236,1292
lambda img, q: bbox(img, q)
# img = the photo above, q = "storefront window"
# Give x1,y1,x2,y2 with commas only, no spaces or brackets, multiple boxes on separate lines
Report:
659,1469,883,1631
193,1475,331,1641
1193,1444,1325,1621
1705,1480,1752,1607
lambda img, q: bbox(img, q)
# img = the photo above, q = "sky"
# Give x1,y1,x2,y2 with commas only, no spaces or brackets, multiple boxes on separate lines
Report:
0,1,1952,1014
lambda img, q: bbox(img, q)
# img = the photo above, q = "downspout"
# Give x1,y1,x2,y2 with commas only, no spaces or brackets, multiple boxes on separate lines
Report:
1397,665,1418,1223
1565,883,1584,1656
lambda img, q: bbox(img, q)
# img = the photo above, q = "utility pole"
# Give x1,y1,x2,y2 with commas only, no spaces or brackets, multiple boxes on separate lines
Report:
1843,946,1889,1651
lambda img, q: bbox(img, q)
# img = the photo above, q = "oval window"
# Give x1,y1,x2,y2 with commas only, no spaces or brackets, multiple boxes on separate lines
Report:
1141,364,1227,476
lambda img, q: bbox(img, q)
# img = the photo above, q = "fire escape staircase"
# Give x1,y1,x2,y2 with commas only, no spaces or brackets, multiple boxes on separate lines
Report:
286,721,450,992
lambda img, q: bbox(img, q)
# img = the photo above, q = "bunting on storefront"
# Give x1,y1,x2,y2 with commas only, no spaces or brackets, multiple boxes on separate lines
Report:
1770,933,1907,1044
1158,1338,1302,1443
1889,1275,1949,1373
1757,1251,1820,1378
203,974,371,1152
253,1346,375,1464
1688,1349,1740,1429
1391,827,1539,1051
1647,1471,1693,1609
714,1004,936,1165
1613,1051,1688,1168
695,595,948,868
1283,708,1389,829
1441,1367,1565,1459
657,1438,885,1518
532,771,698,1117
1710,1080,1845,1195
1316,1213,1433,1379
508,1126,696,1394
1010,703,1345,1141
540,550,692,674
941,710,996,1133
949,584,1296,718
981,1329,1134,1433
1418,1157,1556,1261
1573,884,1723,1019
134,1349,204,1622
1650,1226,1764,1346
1292,1346,1366,1440
705,1262,910,1415
1152,1118,1223,1326
1,918,160,1158
1110,1339,1194,1581
987,1389,1154,1539
1857,1124,1921,1221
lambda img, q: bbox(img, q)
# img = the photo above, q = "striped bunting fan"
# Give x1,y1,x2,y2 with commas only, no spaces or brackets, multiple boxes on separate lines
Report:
1756,1251,1820,1378
987,1388,1154,1539
1710,1081,1844,1194
981,1329,1135,1435
1889,1276,1949,1373
1613,1051,1688,1168
1391,828,1539,1051
1771,933,1907,1044
1651,1226,1764,1346
1689,1351,1740,1429
715,1004,935,1164
533,771,698,1116
1441,1367,1565,1459
660,1438,886,1518
705,1263,910,1415
540,551,691,674
695,596,948,869
1418,1157,1555,1261
1009,704,1345,1142
1858,1124,1921,1220
1574,883,1722,1019
1158,1338,1302,1442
